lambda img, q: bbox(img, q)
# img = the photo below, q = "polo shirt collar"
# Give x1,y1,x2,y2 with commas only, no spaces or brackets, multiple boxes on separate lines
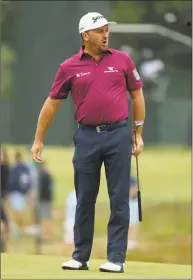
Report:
78,46,113,60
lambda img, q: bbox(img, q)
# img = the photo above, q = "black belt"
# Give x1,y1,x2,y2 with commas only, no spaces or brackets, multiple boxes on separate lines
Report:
77,119,128,133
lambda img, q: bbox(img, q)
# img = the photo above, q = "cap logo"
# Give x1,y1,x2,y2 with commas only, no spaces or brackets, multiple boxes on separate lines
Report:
92,15,104,24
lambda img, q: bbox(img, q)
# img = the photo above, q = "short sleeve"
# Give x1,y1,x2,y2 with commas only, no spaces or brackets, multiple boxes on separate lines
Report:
49,65,71,99
125,55,143,91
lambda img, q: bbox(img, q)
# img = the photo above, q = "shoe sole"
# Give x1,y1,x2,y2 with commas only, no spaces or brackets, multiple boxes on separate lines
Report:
99,268,124,273
62,266,89,271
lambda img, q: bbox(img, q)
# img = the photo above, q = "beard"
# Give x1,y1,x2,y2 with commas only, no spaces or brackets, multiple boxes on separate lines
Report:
86,39,109,55
96,42,109,54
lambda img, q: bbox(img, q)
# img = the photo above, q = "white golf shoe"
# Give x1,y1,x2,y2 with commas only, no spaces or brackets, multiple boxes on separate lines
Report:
61,259,89,270
99,261,124,273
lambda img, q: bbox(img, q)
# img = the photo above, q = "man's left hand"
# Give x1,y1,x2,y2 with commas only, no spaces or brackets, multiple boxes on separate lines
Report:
132,133,144,156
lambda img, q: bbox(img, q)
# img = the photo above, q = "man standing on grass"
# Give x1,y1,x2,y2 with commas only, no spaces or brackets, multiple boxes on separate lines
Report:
31,12,145,273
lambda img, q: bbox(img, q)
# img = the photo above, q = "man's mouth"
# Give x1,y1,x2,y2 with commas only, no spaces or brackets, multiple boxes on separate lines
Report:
102,41,107,47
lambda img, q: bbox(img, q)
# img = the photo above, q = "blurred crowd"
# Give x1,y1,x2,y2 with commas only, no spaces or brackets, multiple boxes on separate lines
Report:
0,147,54,252
1,146,140,253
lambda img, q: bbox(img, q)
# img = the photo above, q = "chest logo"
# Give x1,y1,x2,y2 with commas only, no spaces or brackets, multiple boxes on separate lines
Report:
104,67,118,73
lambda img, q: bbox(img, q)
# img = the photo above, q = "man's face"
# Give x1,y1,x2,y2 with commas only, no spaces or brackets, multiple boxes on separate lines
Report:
83,24,109,53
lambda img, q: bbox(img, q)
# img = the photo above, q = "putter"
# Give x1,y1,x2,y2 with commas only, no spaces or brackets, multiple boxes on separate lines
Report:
134,130,143,222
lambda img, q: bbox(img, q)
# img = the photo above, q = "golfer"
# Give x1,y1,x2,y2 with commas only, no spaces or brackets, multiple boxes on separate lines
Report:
31,12,145,273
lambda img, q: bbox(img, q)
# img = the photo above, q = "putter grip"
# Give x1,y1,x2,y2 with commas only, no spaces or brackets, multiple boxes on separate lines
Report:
137,190,142,222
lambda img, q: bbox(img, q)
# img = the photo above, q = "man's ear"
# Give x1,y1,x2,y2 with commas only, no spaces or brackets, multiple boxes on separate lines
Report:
82,31,89,41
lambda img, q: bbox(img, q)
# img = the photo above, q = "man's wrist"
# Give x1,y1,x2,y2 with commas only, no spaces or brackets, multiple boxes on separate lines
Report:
134,120,144,127
34,138,43,144
133,122,144,135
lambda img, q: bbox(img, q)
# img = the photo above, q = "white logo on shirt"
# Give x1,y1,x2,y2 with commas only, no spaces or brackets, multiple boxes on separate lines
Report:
133,68,140,81
76,72,90,78
104,67,118,73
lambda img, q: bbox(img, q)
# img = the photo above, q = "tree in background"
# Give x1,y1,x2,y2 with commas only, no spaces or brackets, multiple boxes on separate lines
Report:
110,1,191,35
1,1,15,98
1,44,15,98
1,1,13,45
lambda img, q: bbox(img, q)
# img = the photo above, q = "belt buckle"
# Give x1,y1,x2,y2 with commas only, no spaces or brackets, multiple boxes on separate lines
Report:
96,125,108,133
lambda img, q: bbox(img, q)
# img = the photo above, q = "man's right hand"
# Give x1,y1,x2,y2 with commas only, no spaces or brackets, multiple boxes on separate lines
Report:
31,141,43,163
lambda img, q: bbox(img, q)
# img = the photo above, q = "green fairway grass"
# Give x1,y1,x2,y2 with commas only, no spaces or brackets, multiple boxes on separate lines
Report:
1,253,191,279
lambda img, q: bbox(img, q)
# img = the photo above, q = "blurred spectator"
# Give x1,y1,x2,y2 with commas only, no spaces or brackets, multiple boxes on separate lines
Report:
63,189,76,245
8,150,31,237
38,161,54,242
127,176,140,250
1,147,10,200
140,48,165,80
139,48,169,143
139,48,169,103
0,204,8,252
26,147,39,231
0,148,10,252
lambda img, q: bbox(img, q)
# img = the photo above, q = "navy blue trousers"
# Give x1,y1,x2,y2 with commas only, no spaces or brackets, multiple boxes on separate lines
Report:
72,123,132,263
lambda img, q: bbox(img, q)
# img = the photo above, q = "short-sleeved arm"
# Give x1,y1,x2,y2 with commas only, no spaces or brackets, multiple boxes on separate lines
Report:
125,55,143,91
49,65,71,99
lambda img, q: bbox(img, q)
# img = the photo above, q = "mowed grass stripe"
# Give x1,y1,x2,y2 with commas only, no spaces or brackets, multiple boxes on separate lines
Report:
2,253,191,279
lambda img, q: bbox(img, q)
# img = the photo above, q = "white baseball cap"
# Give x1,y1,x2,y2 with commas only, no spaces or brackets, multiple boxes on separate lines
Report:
79,12,116,34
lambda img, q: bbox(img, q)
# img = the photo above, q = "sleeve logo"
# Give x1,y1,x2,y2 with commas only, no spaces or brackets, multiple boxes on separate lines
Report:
133,68,140,81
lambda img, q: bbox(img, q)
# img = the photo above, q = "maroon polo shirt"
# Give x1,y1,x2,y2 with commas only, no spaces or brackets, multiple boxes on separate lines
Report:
49,47,143,125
